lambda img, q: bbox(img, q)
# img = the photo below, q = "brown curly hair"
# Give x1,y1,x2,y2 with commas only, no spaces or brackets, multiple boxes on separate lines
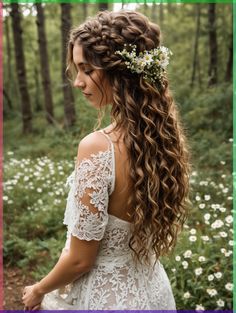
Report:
67,10,190,264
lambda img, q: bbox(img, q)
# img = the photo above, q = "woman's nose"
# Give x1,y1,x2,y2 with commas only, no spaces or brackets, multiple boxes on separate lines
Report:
74,75,85,89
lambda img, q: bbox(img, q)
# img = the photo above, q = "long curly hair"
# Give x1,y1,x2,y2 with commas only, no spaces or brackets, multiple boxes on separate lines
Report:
67,10,190,264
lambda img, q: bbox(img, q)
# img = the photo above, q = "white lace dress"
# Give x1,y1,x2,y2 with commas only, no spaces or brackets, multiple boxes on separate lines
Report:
41,131,176,310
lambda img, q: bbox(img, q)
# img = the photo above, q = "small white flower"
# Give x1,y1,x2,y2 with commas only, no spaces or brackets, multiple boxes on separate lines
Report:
195,195,201,201
189,235,197,242
196,304,205,310
225,251,232,257
37,188,42,193
7,151,14,155
204,194,211,201
195,267,203,276
225,215,233,224
208,274,214,281
222,188,228,193
198,256,206,262
201,236,209,242
229,240,234,246
221,248,226,254
175,256,181,261
3,196,8,201
199,203,205,209
189,228,196,235
225,283,233,291
219,231,227,238
217,299,225,307
211,219,224,229
183,250,192,258
219,207,226,212
206,288,217,297
214,272,222,279
182,261,188,269
220,161,226,165
204,213,210,220
229,138,233,142
171,268,176,273
183,291,191,299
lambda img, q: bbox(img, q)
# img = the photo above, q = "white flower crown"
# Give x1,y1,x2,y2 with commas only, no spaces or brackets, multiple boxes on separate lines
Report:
115,44,172,85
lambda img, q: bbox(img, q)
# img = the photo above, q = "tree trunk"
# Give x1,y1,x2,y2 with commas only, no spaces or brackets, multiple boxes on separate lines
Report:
191,4,201,87
159,3,164,26
34,66,42,112
10,3,32,133
4,16,12,104
61,3,76,128
151,2,158,23
225,33,232,82
35,3,54,124
98,3,108,11
208,3,218,86
82,3,87,20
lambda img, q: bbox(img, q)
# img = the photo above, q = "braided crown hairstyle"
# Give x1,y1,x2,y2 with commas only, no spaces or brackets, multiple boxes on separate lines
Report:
67,10,190,264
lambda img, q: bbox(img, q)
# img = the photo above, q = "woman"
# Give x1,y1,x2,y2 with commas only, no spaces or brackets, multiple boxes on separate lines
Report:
22,10,189,310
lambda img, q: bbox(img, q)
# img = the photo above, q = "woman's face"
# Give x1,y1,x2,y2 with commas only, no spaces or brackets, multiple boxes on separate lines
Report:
73,44,113,109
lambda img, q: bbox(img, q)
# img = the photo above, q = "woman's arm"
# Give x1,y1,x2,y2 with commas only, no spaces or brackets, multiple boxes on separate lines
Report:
22,235,100,309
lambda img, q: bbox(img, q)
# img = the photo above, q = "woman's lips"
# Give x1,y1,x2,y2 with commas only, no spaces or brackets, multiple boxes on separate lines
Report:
83,92,91,97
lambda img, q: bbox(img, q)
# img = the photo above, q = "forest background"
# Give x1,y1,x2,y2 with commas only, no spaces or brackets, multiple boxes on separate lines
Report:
3,2,233,310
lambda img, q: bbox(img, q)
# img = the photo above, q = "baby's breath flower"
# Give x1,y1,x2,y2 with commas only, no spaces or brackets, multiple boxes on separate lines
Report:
115,44,172,85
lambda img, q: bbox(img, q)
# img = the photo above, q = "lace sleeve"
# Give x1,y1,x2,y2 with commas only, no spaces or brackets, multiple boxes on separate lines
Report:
70,150,113,241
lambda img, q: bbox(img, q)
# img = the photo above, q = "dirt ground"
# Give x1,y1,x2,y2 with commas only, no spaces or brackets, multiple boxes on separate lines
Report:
3,267,35,310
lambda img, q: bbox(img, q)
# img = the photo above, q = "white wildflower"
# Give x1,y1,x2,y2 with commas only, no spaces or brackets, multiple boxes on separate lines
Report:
199,203,205,209
214,272,222,279
204,213,210,220
201,236,209,242
183,292,191,299
206,288,217,297
195,195,201,201
198,256,206,262
196,304,205,311
195,268,203,276
225,283,233,291
219,231,227,238
183,250,192,258
211,219,224,229
182,261,188,269
208,274,214,281
225,215,233,224
216,299,224,307
175,256,181,261
204,194,211,201
189,236,197,242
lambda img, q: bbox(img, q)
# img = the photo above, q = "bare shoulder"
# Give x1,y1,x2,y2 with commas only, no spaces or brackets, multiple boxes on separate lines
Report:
77,131,110,160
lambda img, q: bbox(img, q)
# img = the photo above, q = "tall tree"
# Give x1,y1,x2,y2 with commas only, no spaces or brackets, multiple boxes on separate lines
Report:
225,12,232,82
159,3,164,26
208,3,218,86
82,3,88,20
35,3,54,124
61,3,76,127
4,15,12,104
10,3,32,133
98,3,108,11
191,4,201,87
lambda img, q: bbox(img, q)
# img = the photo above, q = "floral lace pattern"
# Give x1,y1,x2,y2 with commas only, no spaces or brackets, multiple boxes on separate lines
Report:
41,136,176,310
